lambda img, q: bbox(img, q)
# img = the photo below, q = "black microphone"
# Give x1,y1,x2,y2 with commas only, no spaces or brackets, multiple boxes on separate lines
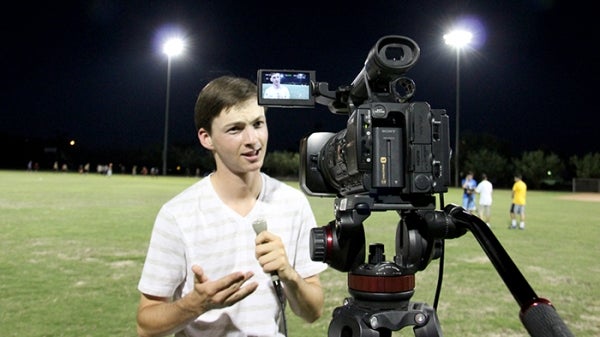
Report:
252,218,281,284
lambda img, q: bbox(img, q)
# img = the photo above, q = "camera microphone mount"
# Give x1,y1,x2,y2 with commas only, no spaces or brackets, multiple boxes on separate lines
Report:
311,200,574,337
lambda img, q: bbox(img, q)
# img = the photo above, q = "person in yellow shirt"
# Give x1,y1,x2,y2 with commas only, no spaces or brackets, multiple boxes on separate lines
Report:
509,174,527,229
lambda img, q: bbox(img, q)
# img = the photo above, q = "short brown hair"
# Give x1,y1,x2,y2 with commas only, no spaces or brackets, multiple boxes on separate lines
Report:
193,76,258,133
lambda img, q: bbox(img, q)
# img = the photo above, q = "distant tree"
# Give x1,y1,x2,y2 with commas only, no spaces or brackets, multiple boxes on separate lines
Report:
459,132,514,186
463,148,510,187
171,144,214,175
137,145,162,169
197,150,216,175
513,150,564,189
263,151,299,178
569,152,600,178
169,145,201,175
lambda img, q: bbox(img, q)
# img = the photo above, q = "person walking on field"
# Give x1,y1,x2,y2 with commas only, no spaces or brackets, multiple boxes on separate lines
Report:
475,173,493,226
509,174,527,230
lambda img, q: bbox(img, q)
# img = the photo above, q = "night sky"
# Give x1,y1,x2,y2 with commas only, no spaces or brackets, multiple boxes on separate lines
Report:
1,1,597,168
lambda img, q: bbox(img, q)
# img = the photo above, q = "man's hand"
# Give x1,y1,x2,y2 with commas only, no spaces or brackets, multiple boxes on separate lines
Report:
254,231,293,281
254,230,325,323
188,265,258,312
136,266,258,337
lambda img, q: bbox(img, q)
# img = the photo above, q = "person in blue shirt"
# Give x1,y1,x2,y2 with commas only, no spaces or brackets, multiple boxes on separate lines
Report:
461,171,477,213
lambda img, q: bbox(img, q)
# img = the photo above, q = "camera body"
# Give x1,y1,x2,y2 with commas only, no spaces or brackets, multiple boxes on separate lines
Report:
257,35,451,209
301,100,450,207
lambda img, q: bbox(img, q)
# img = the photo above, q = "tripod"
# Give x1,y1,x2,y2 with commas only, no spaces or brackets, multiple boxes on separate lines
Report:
312,198,574,337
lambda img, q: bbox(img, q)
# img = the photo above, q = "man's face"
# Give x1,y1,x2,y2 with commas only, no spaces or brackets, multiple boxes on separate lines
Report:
270,73,281,85
199,98,268,175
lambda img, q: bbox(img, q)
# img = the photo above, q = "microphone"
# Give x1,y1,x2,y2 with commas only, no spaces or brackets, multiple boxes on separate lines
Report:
252,218,281,284
252,219,288,337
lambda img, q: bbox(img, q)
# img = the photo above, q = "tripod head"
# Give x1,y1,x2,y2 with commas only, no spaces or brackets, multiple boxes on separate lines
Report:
310,197,466,336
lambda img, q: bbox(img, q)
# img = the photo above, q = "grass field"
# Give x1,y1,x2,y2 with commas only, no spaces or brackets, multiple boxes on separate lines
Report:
0,170,598,336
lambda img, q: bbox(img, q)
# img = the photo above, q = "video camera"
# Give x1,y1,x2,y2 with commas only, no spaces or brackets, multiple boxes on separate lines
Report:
258,35,451,210
257,36,574,337
257,36,458,336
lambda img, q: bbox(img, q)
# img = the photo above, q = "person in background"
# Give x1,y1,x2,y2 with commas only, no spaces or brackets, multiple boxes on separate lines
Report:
136,76,327,337
475,173,493,226
509,174,527,230
461,171,478,214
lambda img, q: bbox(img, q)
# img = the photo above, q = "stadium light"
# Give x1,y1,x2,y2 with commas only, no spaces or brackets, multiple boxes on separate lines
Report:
161,37,185,176
444,29,472,187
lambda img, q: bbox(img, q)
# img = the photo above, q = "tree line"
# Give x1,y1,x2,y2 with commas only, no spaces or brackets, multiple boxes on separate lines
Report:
175,145,599,190
10,133,599,190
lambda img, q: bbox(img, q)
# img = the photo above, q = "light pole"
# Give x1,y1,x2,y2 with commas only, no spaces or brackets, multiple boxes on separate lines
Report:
162,37,184,176
444,29,472,187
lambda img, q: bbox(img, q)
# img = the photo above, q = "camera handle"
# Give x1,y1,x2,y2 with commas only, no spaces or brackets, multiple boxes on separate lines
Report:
325,203,574,337
444,204,575,337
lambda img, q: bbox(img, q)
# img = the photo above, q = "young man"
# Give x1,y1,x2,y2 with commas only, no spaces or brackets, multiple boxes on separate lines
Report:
510,174,527,230
474,173,493,226
136,76,327,337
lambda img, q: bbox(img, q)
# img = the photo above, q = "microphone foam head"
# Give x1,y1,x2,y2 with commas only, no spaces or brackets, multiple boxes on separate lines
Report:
252,218,267,234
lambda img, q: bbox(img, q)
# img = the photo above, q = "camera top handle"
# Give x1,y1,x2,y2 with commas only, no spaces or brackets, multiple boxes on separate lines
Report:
445,204,574,337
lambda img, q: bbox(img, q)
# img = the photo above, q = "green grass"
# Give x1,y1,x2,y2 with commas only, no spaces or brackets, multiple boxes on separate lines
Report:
0,170,598,336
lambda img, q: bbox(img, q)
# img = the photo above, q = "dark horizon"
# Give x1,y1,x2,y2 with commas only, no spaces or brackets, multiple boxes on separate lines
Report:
2,1,598,171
